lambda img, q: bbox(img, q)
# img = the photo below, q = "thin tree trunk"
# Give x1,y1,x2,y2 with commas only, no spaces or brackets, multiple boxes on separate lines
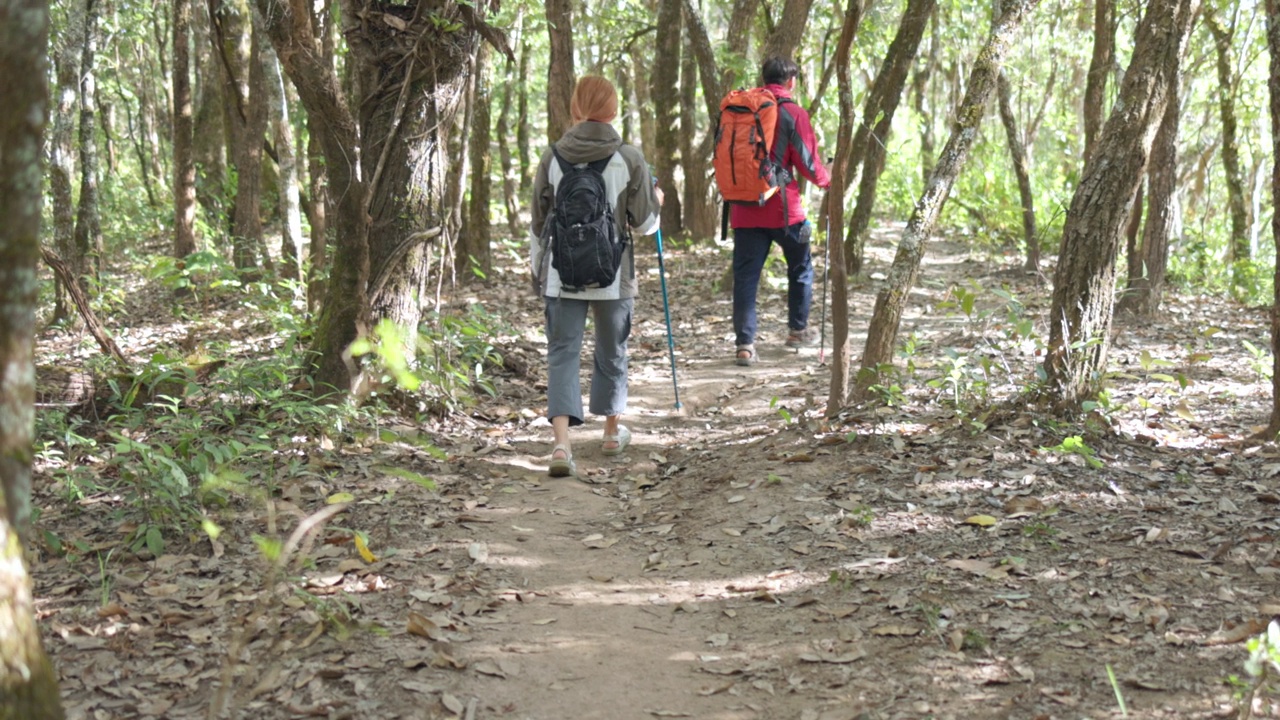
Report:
653,0,683,235
497,53,521,237
1205,7,1250,295
545,0,574,143
1265,0,1280,434
115,72,159,207
633,49,657,156
465,44,493,280
855,0,1040,399
1045,0,1197,408
231,9,269,273
911,8,939,189
826,0,866,414
173,0,199,260
0,0,66,710
74,0,104,288
264,41,302,281
193,0,227,227
995,44,1037,271
50,24,81,324
1119,68,1179,316
304,0,333,312
680,25,714,239
1083,0,1114,163
517,30,532,194
845,0,936,275
41,249,131,371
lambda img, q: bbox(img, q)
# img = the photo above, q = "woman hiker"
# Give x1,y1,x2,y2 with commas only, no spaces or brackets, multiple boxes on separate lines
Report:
530,75,664,477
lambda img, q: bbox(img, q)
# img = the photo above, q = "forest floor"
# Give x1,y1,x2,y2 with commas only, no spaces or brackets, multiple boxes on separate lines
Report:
29,222,1280,720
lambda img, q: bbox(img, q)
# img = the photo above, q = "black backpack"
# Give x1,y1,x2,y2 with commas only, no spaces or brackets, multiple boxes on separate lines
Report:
541,149,625,292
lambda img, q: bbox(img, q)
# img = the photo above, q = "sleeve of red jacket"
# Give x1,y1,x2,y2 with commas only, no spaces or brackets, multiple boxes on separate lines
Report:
787,108,830,189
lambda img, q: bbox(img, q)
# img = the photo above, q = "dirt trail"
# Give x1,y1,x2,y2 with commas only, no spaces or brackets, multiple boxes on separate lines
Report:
37,234,1279,720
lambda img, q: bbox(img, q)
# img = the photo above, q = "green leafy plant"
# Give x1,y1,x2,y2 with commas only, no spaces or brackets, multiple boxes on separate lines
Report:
1041,435,1103,469
769,396,794,424
1239,620,1280,718
1243,340,1274,384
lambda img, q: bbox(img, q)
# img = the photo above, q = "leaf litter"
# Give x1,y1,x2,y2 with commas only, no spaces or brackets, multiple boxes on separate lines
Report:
29,232,1280,718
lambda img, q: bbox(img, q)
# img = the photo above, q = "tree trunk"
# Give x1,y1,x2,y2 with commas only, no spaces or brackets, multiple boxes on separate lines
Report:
1045,0,1196,408
497,52,521,238
193,0,227,228
74,0,104,288
1124,182,1145,283
231,9,269,273
1082,0,1113,163
352,0,480,336
653,0,683,236
464,44,493,281
1119,68,1179,317
1265,0,1280,434
0,0,67,711
911,8,938,189
680,25,714,239
256,0,369,393
50,22,81,325
173,0,198,260
762,0,815,61
1204,7,1250,296
825,0,865,414
303,0,333,312
115,69,159,208
545,0,574,143
517,30,532,194
264,41,302,281
844,0,935,275
855,0,1039,398
998,70,1038,270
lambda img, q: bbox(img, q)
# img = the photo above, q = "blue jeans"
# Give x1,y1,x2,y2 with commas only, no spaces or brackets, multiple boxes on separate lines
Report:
732,222,813,347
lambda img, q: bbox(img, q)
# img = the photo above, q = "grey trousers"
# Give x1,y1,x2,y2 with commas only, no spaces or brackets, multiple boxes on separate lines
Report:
544,296,632,427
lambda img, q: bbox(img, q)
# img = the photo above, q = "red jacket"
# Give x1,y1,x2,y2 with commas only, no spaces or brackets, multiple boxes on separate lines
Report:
730,84,830,229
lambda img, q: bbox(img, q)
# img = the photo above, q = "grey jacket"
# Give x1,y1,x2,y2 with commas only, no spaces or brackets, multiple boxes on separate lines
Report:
531,121,661,299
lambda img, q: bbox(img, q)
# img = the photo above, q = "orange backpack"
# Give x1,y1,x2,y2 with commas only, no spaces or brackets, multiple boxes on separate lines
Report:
713,88,792,205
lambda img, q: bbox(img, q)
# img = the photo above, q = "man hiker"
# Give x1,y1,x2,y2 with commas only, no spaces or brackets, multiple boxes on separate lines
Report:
729,57,831,367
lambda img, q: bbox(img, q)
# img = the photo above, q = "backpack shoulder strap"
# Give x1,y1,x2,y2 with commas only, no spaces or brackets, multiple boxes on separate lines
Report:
586,153,613,174
551,146,572,174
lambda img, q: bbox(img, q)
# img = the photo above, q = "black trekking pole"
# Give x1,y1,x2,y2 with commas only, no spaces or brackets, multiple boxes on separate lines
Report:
655,226,682,410
819,196,831,366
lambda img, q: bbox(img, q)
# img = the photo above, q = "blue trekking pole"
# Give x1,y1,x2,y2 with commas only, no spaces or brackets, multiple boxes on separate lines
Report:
655,227,682,410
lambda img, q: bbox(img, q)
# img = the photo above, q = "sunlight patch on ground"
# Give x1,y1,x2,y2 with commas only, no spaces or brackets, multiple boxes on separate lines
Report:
540,569,831,607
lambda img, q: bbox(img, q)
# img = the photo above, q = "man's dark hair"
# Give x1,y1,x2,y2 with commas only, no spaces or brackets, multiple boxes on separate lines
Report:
761,57,799,86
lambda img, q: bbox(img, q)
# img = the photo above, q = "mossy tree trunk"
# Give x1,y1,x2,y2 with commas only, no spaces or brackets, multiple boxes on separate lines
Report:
0,0,67,712
1264,0,1280,435
854,0,1039,400
843,0,935,276
1205,6,1251,297
464,44,494,281
50,10,81,325
73,0,104,288
1045,0,1196,408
